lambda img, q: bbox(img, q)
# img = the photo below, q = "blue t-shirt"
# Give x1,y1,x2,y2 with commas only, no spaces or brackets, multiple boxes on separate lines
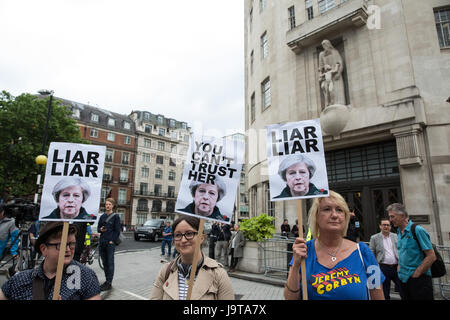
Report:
397,221,433,283
163,226,173,241
290,239,385,300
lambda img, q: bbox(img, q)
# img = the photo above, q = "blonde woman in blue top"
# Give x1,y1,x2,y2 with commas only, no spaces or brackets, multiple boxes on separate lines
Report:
284,191,385,300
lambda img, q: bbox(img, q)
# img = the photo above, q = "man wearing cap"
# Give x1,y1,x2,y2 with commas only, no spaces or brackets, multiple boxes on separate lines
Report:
0,222,101,300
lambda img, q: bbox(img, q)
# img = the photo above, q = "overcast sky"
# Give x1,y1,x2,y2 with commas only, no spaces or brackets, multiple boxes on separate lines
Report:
0,0,244,136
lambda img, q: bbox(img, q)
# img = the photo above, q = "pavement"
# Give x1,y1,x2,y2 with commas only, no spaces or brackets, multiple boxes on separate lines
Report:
95,246,285,300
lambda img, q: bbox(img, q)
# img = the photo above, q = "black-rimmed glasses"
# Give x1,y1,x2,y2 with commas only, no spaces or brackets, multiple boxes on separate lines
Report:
45,242,76,250
173,231,198,241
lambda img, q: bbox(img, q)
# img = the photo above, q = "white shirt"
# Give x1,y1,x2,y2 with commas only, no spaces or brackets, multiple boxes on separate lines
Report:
382,234,397,265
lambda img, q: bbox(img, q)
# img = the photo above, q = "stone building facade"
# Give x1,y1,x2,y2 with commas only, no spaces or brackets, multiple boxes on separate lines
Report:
244,0,450,243
129,111,190,225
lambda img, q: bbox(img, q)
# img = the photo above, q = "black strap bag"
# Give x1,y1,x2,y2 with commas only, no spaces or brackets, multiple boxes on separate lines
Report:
411,224,446,278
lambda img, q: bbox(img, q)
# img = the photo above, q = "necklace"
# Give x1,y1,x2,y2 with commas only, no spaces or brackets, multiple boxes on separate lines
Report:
318,239,344,262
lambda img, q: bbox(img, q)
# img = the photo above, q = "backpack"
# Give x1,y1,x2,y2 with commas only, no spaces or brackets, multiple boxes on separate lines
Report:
105,213,124,245
410,224,446,278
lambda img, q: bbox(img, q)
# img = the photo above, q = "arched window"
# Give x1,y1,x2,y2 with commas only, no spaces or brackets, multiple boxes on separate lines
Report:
137,199,148,211
166,200,175,213
152,199,162,212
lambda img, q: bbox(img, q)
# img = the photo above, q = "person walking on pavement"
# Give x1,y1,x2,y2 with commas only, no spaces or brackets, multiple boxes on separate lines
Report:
369,218,403,300
387,203,436,300
97,198,121,292
208,221,220,259
285,191,385,300
228,223,245,272
0,204,19,264
150,216,234,300
281,219,291,237
0,221,101,300
215,222,231,267
161,221,173,258
345,206,360,242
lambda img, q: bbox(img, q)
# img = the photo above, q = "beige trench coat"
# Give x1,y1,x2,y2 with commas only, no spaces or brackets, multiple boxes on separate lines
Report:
150,255,234,300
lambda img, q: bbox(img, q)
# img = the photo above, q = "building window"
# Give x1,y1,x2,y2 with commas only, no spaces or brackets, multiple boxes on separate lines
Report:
145,124,152,133
306,0,314,20
166,200,175,212
120,169,128,182
318,0,335,14
139,183,148,194
123,121,131,130
107,132,115,142
168,186,175,198
144,112,150,120
101,186,111,203
137,213,147,225
264,183,275,218
124,136,131,144
72,109,80,118
108,118,115,126
168,171,176,181
181,122,187,129
169,158,176,166
435,7,450,48
288,6,296,30
155,169,163,179
118,189,127,205
105,149,113,162
251,186,257,217
158,128,165,136
157,115,163,124
169,119,176,127
154,185,162,197
250,92,256,123
141,167,149,178
325,140,400,183
103,167,112,181
158,141,165,151
142,152,151,163
260,31,268,59
156,155,164,164
137,199,148,211
90,128,98,138
91,113,99,122
144,138,152,148
121,152,129,164
261,77,271,110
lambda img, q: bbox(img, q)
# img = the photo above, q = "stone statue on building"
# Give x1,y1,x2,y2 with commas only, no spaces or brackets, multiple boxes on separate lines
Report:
318,39,351,137
318,39,346,109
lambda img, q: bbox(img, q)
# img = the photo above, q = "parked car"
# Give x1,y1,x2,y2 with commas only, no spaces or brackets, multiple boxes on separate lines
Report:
134,219,166,242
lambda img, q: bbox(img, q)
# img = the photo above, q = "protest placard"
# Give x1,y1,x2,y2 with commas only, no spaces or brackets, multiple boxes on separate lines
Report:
266,119,329,201
39,142,106,223
266,119,329,301
175,134,245,224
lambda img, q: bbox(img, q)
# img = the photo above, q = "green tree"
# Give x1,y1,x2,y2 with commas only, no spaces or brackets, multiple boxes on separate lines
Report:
0,90,87,199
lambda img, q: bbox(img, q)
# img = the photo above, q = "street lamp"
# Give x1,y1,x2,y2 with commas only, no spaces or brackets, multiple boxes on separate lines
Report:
34,89,54,204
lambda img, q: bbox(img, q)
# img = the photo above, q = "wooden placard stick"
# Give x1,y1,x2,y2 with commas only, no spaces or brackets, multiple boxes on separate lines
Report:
297,199,308,300
186,218,205,300
52,222,69,300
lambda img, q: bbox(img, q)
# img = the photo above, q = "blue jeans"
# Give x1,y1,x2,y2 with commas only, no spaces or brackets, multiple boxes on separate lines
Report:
161,239,172,256
99,242,115,284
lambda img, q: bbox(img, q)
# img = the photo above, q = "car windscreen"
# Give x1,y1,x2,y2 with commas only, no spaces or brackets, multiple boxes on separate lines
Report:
144,221,161,227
